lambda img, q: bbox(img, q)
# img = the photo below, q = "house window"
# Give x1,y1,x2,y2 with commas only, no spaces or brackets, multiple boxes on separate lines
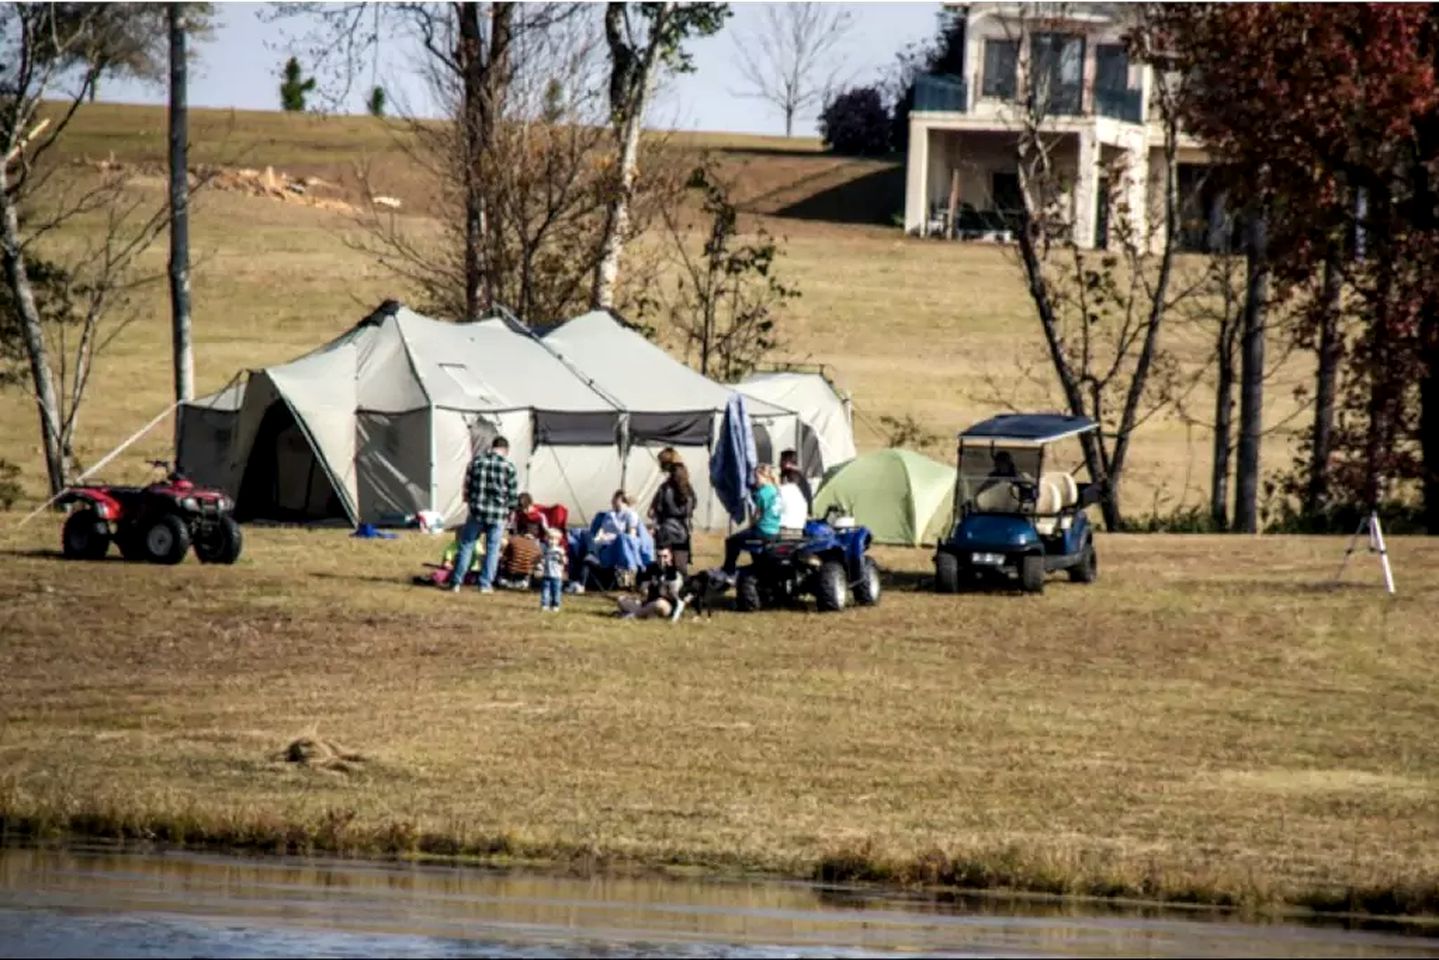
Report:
981,39,1018,99
1095,44,1129,93
1030,32,1085,115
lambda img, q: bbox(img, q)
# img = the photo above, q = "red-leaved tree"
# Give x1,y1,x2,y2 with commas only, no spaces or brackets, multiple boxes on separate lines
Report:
1161,4,1439,529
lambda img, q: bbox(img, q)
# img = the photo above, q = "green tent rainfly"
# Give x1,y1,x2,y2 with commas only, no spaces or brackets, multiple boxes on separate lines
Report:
813,449,957,547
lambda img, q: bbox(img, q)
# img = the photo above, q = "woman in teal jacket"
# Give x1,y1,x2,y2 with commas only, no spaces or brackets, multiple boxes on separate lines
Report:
720,463,782,577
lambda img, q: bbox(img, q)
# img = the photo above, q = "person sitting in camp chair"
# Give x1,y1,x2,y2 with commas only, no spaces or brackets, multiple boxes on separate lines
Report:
497,493,548,589
571,491,653,591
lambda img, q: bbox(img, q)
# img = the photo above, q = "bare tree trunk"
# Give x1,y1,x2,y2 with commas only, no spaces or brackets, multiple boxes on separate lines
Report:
457,1,486,322
1211,323,1236,530
1305,244,1342,515
168,4,194,426
0,171,68,494
593,3,670,311
784,104,793,137
1234,210,1269,533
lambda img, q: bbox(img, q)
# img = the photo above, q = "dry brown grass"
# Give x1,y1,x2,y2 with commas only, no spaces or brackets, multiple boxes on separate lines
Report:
2,521,1437,916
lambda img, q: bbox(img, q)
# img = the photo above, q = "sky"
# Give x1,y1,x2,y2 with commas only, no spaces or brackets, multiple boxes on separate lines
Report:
95,2,946,138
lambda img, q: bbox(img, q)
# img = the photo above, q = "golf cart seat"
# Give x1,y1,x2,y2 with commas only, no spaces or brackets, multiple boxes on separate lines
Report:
1047,471,1079,508
975,483,1022,513
1033,478,1065,536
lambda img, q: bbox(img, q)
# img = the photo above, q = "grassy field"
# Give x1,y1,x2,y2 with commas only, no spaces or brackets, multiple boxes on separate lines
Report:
1,521,1436,918
4,105,1414,918
2,102,1306,512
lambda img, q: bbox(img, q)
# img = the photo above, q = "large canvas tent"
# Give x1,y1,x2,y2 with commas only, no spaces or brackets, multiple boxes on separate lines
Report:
178,302,802,531
540,311,802,530
735,371,856,479
812,449,957,546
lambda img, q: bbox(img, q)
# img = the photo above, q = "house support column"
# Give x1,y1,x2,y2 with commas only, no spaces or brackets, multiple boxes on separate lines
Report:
1073,129,1100,249
1125,130,1149,252
905,120,930,235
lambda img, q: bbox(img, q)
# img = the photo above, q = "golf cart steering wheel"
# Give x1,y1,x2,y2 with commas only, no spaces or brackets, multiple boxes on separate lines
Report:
1010,479,1038,504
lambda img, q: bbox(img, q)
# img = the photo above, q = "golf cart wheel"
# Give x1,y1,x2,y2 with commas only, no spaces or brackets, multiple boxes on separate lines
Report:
1068,543,1097,584
853,556,881,606
62,509,110,560
141,514,191,565
195,516,243,564
1020,554,1045,594
815,560,848,613
735,569,764,612
935,551,960,594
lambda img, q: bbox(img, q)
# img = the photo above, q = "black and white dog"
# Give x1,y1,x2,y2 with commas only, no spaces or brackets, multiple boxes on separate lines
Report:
675,569,729,619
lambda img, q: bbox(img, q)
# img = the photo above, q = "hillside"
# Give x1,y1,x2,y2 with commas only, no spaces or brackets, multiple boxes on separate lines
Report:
4,102,1306,516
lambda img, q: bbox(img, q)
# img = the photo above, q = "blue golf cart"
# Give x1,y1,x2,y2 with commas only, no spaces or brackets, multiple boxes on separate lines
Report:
933,413,1101,594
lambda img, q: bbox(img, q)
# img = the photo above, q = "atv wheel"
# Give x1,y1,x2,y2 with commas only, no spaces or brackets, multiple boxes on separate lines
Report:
814,560,848,612
1020,554,1045,594
935,551,960,594
141,514,191,565
195,516,243,564
735,569,763,612
1068,542,1097,584
853,556,881,606
62,509,110,560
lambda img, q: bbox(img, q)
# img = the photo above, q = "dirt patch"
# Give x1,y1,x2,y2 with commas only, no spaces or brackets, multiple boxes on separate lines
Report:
79,155,368,215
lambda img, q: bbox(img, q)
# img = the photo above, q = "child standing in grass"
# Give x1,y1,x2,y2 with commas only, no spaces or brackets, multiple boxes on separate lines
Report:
538,527,568,612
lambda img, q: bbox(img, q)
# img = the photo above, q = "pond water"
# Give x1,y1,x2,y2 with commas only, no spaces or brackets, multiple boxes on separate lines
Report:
1,845,1437,958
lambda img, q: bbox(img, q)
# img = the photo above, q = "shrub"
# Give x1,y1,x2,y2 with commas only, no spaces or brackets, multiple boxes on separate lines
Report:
819,86,892,157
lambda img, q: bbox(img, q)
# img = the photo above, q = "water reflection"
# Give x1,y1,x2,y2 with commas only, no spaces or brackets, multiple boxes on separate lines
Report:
1,845,1436,958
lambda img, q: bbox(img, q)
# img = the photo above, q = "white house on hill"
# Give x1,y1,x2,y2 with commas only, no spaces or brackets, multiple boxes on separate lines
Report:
902,2,1224,253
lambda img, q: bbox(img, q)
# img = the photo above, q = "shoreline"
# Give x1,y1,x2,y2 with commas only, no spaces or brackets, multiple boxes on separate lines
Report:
4,802,1437,927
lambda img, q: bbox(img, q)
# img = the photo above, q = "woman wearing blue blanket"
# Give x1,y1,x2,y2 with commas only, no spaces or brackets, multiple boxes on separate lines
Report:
571,489,651,590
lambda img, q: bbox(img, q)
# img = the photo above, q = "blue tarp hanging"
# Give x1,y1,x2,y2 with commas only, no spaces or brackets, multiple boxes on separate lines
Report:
710,393,758,526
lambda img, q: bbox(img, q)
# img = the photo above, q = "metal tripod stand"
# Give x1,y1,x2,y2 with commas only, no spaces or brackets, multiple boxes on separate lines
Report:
1333,508,1396,595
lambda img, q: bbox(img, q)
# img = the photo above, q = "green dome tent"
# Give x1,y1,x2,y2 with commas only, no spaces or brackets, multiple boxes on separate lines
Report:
812,449,957,547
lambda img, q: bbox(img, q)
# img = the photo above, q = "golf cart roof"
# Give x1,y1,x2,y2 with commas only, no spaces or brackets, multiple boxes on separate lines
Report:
959,413,1099,446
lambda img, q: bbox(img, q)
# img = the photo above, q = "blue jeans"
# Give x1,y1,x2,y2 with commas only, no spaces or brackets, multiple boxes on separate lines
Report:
540,576,562,610
451,517,505,589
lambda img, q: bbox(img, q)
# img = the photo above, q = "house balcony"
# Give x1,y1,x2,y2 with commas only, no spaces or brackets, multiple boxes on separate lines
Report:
912,73,1145,125
1094,86,1143,123
914,73,968,113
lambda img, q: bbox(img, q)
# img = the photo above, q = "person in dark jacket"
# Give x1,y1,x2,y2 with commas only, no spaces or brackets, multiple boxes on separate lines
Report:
649,458,696,573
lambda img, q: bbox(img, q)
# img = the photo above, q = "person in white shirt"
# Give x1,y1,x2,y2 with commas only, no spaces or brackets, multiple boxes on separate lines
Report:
777,467,809,533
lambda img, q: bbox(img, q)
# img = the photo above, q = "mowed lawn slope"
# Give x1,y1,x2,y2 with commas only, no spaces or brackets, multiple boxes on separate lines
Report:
2,523,1437,916
2,103,1307,509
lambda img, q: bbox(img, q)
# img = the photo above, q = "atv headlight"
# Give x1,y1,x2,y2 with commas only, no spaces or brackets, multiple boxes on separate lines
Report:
93,502,111,519
218,496,231,512
181,496,199,512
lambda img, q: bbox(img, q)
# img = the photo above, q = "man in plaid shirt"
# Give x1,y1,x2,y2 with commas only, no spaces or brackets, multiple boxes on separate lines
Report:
450,436,518,593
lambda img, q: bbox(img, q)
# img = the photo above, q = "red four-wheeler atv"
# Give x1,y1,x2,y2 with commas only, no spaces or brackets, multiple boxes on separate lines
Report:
58,460,242,565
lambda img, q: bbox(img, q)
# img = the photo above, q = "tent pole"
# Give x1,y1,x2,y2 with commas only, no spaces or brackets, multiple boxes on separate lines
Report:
427,402,439,517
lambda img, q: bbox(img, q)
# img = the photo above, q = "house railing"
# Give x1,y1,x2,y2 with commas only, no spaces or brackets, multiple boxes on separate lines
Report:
1095,86,1143,123
913,72,1145,124
913,73,968,113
